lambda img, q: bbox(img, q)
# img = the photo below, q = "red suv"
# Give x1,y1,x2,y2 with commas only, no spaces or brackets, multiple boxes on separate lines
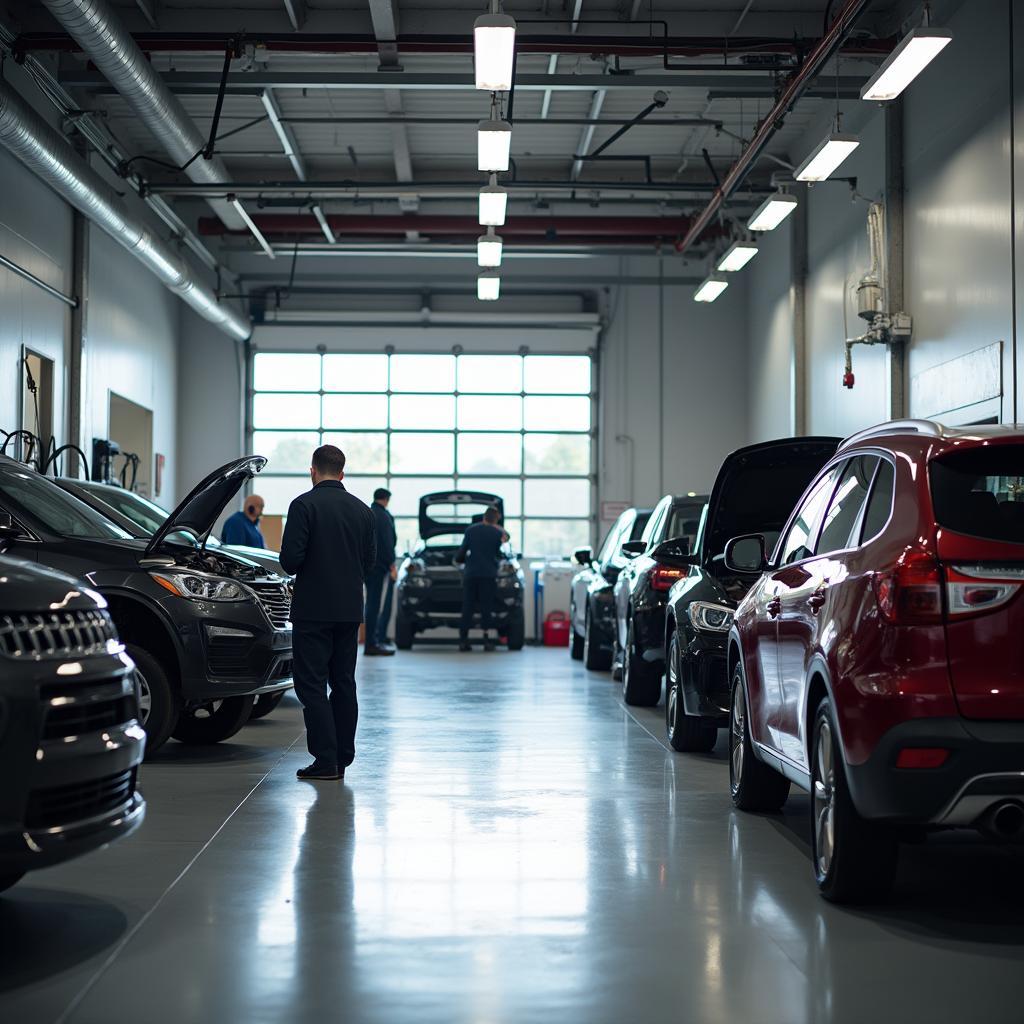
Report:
725,420,1024,903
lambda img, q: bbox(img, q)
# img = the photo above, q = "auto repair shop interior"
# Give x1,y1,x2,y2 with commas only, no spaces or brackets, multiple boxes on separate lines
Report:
0,0,1023,1021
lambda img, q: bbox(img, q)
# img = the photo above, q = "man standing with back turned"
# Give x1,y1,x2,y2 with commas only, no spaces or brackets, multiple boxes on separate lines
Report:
280,445,375,781
456,506,509,652
364,487,397,657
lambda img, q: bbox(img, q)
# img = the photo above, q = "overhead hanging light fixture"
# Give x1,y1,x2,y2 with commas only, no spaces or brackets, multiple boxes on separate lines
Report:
477,118,512,172
717,241,759,272
861,27,952,102
228,194,275,259
747,192,798,232
694,275,728,303
794,133,860,182
478,271,501,301
478,176,508,226
477,229,503,267
474,10,517,92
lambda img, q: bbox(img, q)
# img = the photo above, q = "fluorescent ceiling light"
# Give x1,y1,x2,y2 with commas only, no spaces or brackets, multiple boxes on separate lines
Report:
477,272,501,301
794,133,860,182
861,28,952,102
477,232,503,268
474,13,517,92
717,242,759,272
694,275,728,303
747,192,798,232
229,195,275,259
478,119,512,172
478,183,508,226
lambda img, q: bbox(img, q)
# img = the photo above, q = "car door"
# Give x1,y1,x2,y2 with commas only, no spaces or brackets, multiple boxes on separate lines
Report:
769,464,845,761
616,498,666,650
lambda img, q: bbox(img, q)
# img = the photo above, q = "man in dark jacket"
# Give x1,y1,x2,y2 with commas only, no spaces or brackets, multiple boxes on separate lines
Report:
456,506,509,652
364,487,397,657
280,445,375,781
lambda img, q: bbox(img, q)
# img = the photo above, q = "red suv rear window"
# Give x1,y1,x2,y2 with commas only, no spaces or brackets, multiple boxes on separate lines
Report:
930,445,1024,543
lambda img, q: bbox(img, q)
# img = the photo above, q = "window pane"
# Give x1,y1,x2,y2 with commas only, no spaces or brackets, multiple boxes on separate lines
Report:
343,476,387,506
322,353,388,392
458,477,521,516
458,433,522,475
524,355,590,394
388,477,456,517
395,517,421,556
390,394,455,430
524,478,591,516
322,432,388,474
524,396,590,432
322,393,388,429
458,354,523,393
390,433,454,474
457,394,522,431
778,467,841,566
259,475,310,516
502,517,522,552
253,431,319,473
253,393,320,429
522,519,590,558
390,354,456,392
524,434,590,475
253,353,320,392
818,456,877,554
861,460,895,542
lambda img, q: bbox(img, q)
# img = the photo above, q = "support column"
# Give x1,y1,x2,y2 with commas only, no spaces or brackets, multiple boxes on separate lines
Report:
885,98,906,419
790,183,808,435
68,211,89,476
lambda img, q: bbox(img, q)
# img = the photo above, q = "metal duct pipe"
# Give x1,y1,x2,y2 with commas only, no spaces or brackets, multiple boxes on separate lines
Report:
0,80,250,341
39,0,246,230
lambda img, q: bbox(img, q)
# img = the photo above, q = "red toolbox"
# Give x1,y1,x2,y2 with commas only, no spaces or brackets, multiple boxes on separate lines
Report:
543,611,571,647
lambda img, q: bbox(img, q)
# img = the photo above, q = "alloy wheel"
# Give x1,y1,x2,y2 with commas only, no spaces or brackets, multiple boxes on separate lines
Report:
135,670,152,725
730,683,745,794
666,635,678,737
813,720,837,878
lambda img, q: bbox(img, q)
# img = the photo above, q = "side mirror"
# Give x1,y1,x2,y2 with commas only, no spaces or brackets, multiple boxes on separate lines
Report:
650,535,695,566
572,547,593,566
621,540,646,558
724,534,769,574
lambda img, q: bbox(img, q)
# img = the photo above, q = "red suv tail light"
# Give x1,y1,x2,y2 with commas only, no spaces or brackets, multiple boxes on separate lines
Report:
650,565,687,591
872,551,944,624
895,747,950,769
946,565,1022,616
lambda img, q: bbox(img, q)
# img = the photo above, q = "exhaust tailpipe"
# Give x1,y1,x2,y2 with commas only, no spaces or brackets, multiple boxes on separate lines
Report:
979,801,1024,840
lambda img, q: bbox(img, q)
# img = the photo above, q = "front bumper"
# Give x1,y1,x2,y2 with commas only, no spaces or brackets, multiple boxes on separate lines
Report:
398,579,523,631
845,717,1024,826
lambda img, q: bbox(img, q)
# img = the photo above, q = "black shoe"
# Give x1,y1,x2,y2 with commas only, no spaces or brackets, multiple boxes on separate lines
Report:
297,762,342,781
364,645,395,657
459,641,472,652
483,637,496,652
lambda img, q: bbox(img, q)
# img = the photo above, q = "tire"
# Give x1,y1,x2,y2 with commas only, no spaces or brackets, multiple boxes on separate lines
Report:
811,697,898,904
666,631,717,752
506,610,525,651
0,872,25,893
125,643,179,756
611,635,624,681
395,609,414,650
172,696,255,745
250,689,286,720
583,606,612,671
570,607,584,661
729,665,790,811
622,617,661,706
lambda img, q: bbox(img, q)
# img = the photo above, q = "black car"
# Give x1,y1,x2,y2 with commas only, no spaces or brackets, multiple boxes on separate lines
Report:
0,456,293,754
662,438,839,751
395,490,525,650
612,493,708,704
568,506,652,670
0,556,146,893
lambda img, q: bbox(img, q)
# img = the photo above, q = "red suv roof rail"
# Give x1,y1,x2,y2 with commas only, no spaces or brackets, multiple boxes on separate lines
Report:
838,419,944,451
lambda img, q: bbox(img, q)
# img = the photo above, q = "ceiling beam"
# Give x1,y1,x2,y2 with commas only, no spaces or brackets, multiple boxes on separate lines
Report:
539,54,558,119
282,0,306,30
571,90,606,181
134,0,158,29
570,0,584,33
367,0,401,70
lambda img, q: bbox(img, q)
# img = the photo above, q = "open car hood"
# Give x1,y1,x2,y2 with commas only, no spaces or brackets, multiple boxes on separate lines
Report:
146,456,267,556
418,490,504,540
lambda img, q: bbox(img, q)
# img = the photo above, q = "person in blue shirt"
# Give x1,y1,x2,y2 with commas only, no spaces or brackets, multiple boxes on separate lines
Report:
222,494,266,548
456,506,509,652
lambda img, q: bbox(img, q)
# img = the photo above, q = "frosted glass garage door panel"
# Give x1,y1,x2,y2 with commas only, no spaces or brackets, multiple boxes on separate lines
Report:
394,517,421,556
253,353,321,392
502,518,522,552
522,519,590,559
322,394,388,429
259,476,311,516
390,354,456,392
390,433,455,474
390,394,456,430
457,354,523,393
458,478,521,516
523,396,591,431
342,476,388,506
388,478,456,517
523,355,591,394
322,432,388,474
457,434,522,475
322,354,388,392
524,434,590,475
252,431,320,473
457,395,522,431
524,478,590,516
253,393,321,429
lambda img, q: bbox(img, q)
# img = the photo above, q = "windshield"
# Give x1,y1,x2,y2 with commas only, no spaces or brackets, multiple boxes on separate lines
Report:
84,484,169,535
666,501,705,544
931,445,1024,544
1,466,133,540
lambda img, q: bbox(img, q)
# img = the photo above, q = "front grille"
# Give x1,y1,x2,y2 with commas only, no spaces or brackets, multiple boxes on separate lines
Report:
207,636,254,679
0,609,118,660
42,692,135,741
25,768,136,831
250,584,292,629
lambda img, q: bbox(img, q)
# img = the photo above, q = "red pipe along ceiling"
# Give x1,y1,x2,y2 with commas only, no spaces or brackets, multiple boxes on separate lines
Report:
197,214,727,242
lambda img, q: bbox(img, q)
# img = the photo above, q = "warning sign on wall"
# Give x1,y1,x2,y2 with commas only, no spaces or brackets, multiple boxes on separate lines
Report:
600,501,631,522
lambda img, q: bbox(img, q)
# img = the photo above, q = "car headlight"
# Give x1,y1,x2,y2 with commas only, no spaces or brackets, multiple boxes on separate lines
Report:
151,572,249,602
687,601,733,633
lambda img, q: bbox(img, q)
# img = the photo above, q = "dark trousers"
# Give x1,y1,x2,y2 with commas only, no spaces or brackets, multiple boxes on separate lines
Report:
364,568,393,647
460,575,497,638
292,620,360,767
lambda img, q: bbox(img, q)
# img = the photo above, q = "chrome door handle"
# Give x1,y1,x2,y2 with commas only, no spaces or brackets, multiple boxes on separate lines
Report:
767,597,781,618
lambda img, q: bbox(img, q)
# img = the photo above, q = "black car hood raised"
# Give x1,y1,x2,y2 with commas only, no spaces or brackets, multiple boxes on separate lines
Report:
146,456,267,556
418,490,504,540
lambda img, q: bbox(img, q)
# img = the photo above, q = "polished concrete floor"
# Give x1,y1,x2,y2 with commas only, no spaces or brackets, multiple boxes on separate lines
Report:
3,647,1024,1023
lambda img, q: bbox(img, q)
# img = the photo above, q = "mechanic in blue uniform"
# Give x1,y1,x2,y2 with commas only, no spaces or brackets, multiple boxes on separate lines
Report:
456,506,509,652
222,494,266,548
